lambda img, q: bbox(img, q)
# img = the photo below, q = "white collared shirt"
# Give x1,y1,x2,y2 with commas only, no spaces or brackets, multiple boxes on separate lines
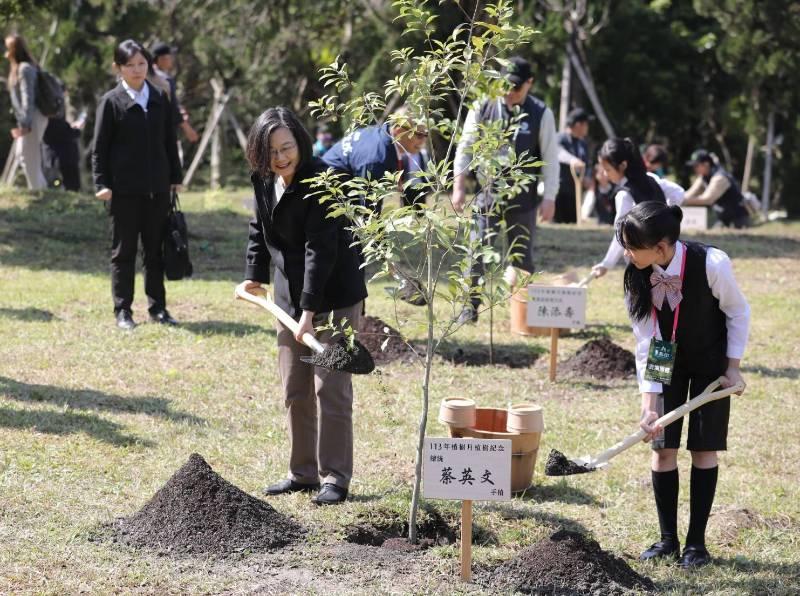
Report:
600,173,685,269
121,79,149,112
274,176,287,205
629,241,751,393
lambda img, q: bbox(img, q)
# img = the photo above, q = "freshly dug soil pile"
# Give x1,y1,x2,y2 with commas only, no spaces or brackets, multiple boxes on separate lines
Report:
441,344,539,368
110,453,303,555
344,505,456,547
544,449,594,477
562,339,635,379
358,315,418,364
303,338,375,374
491,530,655,595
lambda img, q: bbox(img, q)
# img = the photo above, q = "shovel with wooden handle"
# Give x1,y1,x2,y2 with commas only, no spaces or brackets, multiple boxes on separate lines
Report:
235,284,374,374
570,161,585,226
545,377,745,476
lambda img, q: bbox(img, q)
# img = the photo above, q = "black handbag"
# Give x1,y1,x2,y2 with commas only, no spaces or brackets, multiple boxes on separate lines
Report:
163,191,193,280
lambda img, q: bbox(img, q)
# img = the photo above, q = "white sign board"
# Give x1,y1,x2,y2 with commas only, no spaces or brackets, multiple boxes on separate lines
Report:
526,285,587,329
681,206,708,231
423,438,512,501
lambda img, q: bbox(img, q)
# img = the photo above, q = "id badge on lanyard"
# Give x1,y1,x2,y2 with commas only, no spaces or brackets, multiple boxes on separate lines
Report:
644,245,687,385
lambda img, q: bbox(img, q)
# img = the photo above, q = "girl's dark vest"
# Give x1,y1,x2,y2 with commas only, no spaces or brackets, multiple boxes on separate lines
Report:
474,95,546,213
618,175,666,206
704,166,748,224
656,242,727,375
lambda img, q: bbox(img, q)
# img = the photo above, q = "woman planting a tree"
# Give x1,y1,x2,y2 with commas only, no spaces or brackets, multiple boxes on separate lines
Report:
237,107,367,505
616,201,749,568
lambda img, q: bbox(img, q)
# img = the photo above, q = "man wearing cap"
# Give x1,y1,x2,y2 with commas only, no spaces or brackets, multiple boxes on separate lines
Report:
684,150,750,228
151,42,199,147
554,107,592,223
452,55,559,324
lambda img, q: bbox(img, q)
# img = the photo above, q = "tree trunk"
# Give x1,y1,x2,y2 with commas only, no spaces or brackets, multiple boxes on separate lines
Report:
762,110,775,214
567,41,615,138
558,46,571,131
742,134,756,191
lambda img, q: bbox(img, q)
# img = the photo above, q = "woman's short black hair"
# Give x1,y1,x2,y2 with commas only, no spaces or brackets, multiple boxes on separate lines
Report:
246,107,313,178
114,39,151,67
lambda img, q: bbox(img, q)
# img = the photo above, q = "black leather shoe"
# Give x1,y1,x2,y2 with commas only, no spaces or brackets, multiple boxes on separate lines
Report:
457,306,479,325
115,310,136,330
262,478,320,496
150,309,178,326
678,544,711,569
312,483,348,505
639,538,680,561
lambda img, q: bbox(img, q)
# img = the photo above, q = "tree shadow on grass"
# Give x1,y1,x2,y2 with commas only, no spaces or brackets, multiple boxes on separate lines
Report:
480,502,590,535
181,320,275,337
657,556,800,595
743,364,800,380
0,376,204,426
515,481,601,506
0,307,57,322
0,405,153,447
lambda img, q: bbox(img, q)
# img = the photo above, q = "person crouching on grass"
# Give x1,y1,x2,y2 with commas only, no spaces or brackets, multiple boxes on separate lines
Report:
617,201,749,569
92,39,182,330
236,107,367,505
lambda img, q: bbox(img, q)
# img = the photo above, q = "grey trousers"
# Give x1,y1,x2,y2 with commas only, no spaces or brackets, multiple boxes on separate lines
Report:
469,207,537,307
276,301,362,489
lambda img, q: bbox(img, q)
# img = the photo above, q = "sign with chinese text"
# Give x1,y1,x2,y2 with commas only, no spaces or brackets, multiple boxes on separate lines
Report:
681,206,708,231
423,438,511,501
526,285,586,329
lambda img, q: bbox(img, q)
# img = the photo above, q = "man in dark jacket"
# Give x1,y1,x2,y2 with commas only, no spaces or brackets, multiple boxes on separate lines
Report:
554,107,592,224
151,42,199,148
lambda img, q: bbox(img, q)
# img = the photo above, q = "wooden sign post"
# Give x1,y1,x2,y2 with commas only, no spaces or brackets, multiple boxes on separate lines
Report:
526,285,587,381
424,437,512,583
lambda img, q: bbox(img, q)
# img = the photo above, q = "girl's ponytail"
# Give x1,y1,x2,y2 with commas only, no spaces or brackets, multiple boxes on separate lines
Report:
616,201,683,321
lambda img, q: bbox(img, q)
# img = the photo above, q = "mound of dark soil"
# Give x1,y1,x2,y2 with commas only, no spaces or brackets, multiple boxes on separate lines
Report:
562,339,635,379
490,530,654,595
109,453,303,555
304,338,375,374
358,315,418,364
441,344,539,368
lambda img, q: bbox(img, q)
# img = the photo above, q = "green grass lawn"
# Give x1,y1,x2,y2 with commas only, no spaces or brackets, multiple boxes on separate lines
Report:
1,188,798,594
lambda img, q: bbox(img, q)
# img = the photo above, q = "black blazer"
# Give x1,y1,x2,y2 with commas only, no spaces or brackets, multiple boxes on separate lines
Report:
91,80,182,195
245,158,368,318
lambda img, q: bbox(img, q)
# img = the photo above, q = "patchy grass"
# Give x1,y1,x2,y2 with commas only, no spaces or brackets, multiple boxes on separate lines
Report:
1,188,798,594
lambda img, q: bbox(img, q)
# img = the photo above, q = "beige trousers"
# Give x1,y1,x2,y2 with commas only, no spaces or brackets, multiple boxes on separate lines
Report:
17,109,48,190
276,301,362,489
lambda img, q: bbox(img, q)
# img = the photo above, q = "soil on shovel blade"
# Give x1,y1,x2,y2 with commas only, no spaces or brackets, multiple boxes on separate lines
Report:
489,530,655,595
358,315,418,364
544,449,594,477
107,453,303,556
562,339,636,380
304,337,375,374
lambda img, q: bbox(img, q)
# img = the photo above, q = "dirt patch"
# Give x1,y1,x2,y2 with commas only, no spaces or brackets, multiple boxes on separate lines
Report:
544,449,594,477
439,343,540,368
381,537,434,552
107,453,303,556
489,530,655,595
708,507,796,544
358,315,418,364
343,505,456,547
562,339,635,379
302,338,375,374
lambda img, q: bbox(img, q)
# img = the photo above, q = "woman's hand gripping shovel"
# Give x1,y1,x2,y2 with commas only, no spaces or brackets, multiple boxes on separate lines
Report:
235,283,375,375
545,378,745,476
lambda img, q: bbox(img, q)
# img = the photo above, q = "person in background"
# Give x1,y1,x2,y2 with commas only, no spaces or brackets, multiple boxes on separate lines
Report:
591,138,684,279
643,144,669,178
554,107,592,224
312,123,334,157
238,107,367,505
151,42,199,145
581,157,616,225
92,39,182,330
43,91,85,192
5,33,47,189
683,149,750,229
452,55,559,324
617,201,748,569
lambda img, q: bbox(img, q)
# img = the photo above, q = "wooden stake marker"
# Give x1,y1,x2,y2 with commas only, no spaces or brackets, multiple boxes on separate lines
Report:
423,437,511,583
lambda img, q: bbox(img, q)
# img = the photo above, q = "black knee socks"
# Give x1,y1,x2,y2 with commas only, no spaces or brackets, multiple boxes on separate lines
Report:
652,468,679,542
686,465,719,547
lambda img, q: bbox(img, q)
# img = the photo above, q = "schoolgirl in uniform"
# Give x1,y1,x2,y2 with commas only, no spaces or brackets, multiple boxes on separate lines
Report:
617,201,749,568
590,138,684,278
92,39,182,329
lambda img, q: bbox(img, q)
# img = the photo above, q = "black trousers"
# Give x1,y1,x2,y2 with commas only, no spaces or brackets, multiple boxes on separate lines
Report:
109,192,170,315
469,207,537,307
553,188,577,224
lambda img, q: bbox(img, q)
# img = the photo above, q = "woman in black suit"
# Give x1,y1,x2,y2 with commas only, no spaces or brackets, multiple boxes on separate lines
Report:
92,39,182,330
237,107,367,505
